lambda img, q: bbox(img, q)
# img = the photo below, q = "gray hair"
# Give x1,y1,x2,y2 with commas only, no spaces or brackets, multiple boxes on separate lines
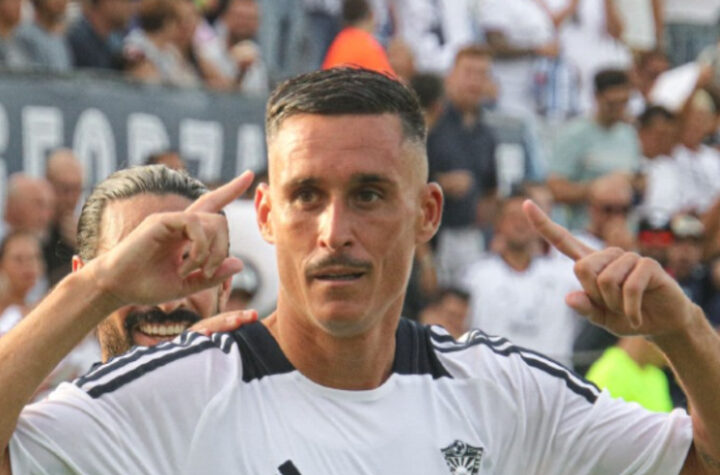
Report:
77,165,208,260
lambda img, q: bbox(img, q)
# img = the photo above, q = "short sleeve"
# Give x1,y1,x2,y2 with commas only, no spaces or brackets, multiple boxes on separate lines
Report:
9,332,240,474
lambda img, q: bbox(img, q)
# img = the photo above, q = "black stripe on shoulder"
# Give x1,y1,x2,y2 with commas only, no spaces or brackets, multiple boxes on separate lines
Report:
231,321,295,382
76,331,205,388
392,319,451,379
85,339,219,398
432,329,600,404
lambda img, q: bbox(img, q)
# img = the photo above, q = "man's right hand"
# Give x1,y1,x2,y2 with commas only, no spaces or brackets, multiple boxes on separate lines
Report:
85,171,254,312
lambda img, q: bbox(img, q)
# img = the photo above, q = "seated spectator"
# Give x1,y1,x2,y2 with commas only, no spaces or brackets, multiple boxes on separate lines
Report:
636,216,673,268
44,149,83,286
548,69,640,229
199,0,269,94
666,213,709,307
586,337,672,413
66,0,133,70
628,50,669,116
418,287,470,340
15,0,72,72
0,231,44,336
124,0,201,87
460,193,580,366
409,72,444,130
2,174,55,243
322,0,394,76
0,0,33,69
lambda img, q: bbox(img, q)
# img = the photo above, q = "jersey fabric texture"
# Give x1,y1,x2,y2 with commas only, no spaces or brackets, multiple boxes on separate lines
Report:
11,319,692,474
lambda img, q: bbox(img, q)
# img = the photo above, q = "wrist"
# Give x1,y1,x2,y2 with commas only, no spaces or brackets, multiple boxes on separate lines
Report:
78,257,126,315
650,303,713,354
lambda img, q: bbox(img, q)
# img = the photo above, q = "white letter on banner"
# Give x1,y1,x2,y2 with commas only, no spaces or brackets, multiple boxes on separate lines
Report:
72,108,116,184
236,124,264,173
22,106,63,177
179,119,222,182
127,113,170,166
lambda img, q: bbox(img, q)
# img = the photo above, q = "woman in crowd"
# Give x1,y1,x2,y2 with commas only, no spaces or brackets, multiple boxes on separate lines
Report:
0,231,44,337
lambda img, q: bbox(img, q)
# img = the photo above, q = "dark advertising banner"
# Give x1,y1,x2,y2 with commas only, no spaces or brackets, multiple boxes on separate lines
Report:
0,71,268,193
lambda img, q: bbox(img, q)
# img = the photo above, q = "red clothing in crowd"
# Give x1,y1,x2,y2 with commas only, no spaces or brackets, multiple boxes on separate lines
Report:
322,27,395,75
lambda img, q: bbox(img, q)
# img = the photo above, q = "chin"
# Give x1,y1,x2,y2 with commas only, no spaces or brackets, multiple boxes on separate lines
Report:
310,303,376,338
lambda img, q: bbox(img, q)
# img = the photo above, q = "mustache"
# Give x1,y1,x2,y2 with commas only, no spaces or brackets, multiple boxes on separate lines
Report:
305,254,372,276
124,307,202,334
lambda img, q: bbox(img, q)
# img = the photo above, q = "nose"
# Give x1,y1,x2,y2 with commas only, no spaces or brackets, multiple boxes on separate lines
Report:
317,197,354,252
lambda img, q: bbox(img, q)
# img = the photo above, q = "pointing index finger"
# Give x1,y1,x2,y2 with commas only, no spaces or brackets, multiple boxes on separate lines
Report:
187,170,255,213
522,199,595,261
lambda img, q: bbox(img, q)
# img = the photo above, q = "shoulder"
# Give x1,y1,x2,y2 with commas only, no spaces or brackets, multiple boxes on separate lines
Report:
428,325,601,405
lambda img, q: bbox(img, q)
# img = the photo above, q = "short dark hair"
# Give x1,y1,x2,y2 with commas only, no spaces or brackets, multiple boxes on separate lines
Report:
638,105,675,129
410,73,444,110
342,0,371,25
77,165,208,261
137,0,177,33
594,69,629,94
266,67,426,144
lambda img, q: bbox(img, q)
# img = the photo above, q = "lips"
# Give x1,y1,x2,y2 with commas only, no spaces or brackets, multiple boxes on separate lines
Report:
125,307,201,346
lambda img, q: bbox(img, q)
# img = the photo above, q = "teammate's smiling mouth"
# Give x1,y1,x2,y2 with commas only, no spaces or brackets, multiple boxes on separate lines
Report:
125,308,201,344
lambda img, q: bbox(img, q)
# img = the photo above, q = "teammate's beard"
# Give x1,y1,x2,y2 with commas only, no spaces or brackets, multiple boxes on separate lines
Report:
98,307,202,361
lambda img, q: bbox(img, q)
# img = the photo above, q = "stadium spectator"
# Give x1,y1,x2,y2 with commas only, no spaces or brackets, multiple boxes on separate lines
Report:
612,0,664,54
0,231,44,335
0,0,32,69
548,69,640,229
300,0,341,71
478,0,563,117
2,174,55,243
14,0,73,72
3,67,720,475
666,213,710,308
461,193,580,366
628,50,670,116
200,0,269,94
578,173,635,252
409,72,444,130
417,287,470,339
386,36,415,81
44,149,83,286
66,0,133,70
322,0,393,75
144,149,187,170
124,0,201,87
428,45,497,285
174,0,231,90
664,0,720,67
586,336,672,412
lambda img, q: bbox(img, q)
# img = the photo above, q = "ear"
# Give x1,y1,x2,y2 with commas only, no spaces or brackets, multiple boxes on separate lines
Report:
216,275,233,312
416,182,443,244
255,182,275,244
72,255,84,272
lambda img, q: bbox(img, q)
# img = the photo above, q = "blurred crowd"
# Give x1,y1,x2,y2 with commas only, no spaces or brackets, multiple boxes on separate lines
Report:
3,0,720,410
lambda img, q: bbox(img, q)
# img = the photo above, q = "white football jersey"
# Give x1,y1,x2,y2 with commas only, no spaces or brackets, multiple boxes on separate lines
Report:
460,254,580,366
10,320,691,474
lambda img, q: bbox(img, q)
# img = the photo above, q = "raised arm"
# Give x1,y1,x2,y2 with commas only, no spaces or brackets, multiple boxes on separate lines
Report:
0,171,254,472
524,200,720,474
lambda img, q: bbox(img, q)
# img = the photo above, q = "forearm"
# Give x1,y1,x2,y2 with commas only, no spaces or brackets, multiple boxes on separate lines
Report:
0,268,120,450
653,306,720,469
547,176,590,204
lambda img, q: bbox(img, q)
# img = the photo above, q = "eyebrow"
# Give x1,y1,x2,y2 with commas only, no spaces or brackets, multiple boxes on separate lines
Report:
285,174,395,188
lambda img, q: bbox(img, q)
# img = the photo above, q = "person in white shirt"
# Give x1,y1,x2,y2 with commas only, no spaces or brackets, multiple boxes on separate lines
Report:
461,193,580,366
2,67,720,474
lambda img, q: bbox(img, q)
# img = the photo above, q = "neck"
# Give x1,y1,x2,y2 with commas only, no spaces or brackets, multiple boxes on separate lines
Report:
500,247,532,271
263,296,399,390
0,289,26,310
595,114,615,129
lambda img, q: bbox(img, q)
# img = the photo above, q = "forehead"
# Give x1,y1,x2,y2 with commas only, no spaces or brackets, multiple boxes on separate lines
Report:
97,193,192,254
268,113,411,185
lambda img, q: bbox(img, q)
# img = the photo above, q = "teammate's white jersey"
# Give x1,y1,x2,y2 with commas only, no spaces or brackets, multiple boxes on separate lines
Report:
10,320,691,474
460,254,580,366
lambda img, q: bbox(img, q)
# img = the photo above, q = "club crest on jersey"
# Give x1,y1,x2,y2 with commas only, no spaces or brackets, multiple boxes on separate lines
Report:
440,440,484,475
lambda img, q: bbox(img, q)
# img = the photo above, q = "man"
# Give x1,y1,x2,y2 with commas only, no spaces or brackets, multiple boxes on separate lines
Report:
0,0,31,69
2,68,720,473
65,0,132,70
549,69,641,229
14,0,73,72
577,173,636,251
418,287,470,340
44,149,84,285
460,193,580,366
2,174,55,243
428,45,498,284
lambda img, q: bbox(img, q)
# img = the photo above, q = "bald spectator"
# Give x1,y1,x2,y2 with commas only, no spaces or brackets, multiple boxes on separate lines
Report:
2,174,55,243
45,150,84,285
66,0,133,70
14,0,73,72
322,0,394,75
548,69,641,229
0,0,32,69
